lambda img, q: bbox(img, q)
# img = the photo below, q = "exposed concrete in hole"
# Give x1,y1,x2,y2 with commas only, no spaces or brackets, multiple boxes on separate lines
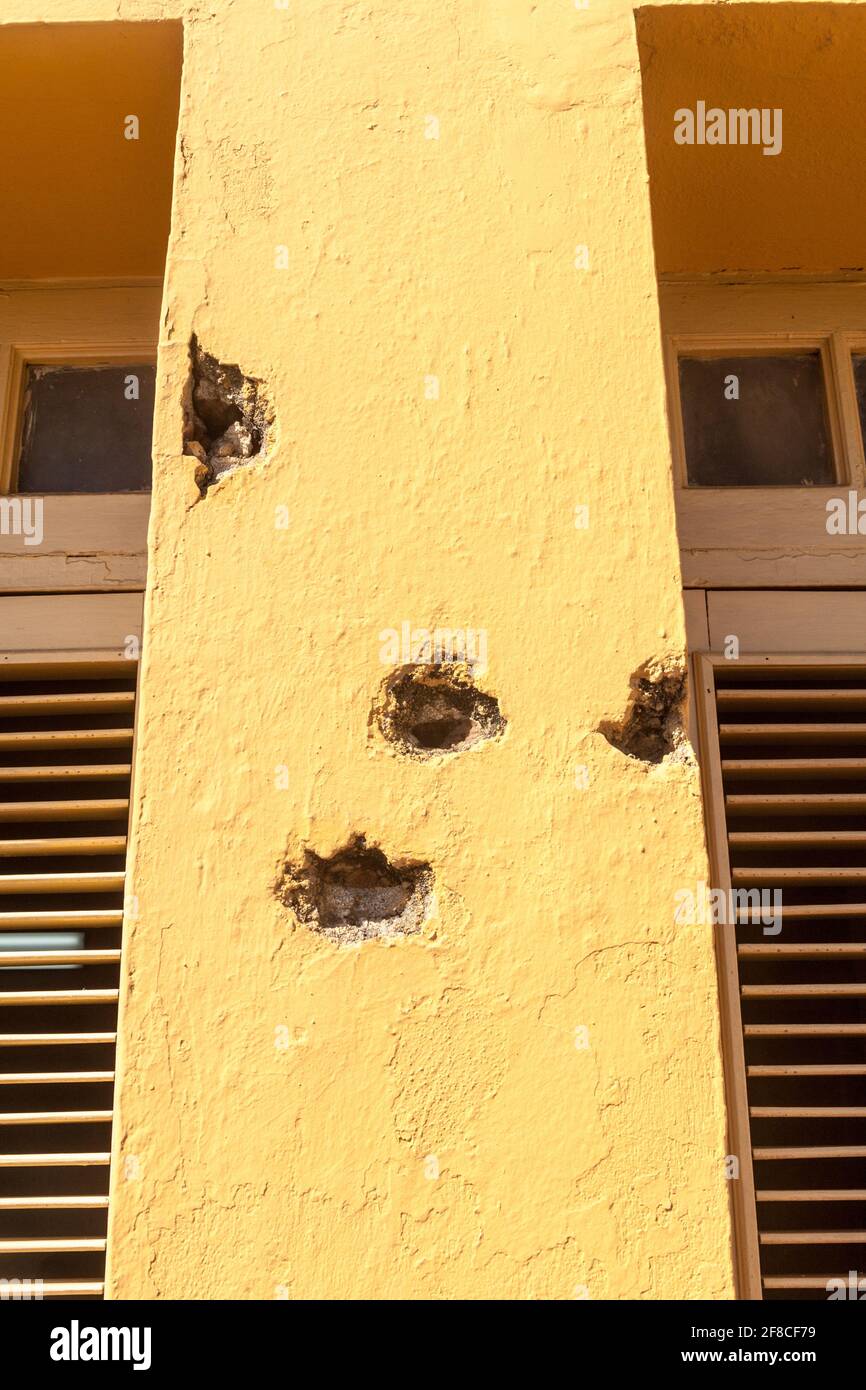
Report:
182,335,272,494
277,835,434,946
598,657,688,765
374,663,506,758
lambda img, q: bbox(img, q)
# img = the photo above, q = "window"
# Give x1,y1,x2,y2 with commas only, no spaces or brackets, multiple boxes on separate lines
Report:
850,356,866,450
0,287,161,594
0,306,160,500
663,287,866,494
660,284,866,589
16,363,156,495
678,352,835,488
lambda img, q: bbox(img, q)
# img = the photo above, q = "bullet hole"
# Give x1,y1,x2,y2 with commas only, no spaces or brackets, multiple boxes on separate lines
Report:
183,335,271,494
277,835,434,946
599,657,687,764
375,664,506,758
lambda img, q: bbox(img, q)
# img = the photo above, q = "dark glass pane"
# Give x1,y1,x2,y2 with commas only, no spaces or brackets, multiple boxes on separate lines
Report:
17,364,155,493
851,355,866,453
678,353,834,487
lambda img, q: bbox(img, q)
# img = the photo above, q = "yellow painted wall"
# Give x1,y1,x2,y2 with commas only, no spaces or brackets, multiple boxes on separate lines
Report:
2,0,737,1298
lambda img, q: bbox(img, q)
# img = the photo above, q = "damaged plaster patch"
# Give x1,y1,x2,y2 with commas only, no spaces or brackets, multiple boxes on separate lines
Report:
599,657,688,765
277,834,434,946
183,335,272,494
374,664,506,758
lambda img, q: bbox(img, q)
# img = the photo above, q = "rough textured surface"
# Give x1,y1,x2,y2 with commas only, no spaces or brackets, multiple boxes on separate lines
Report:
599,657,688,766
183,335,271,494
6,0,735,1299
374,664,506,758
277,835,434,946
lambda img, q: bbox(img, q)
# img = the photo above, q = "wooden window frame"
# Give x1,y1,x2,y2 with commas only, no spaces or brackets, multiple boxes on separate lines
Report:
693,649,762,1300
0,593,144,662
0,283,161,595
662,282,866,587
665,336,854,491
1,342,157,494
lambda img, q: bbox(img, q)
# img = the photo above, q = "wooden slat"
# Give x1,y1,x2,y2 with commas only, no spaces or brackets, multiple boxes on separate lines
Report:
0,837,126,857
0,871,124,894
0,949,120,966
0,691,134,716
749,1064,866,1077
723,758,866,777
0,989,118,1006
742,983,866,997
733,867,866,885
753,1146,866,1160
758,1190,866,1201
0,910,122,930
731,830,866,847
721,723,866,743
760,1231,866,1245
0,1152,110,1166
0,1071,113,1084
39,1281,104,1296
728,793,866,815
0,1194,109,1209
764,1276,855,1289
0,1033,116,1047
0,467,146,587
0,592,145,642
0,800,128,822
745,1023,866,1036
751,1106,866,1118
0,1237,106,1253
0,656,135,678
738,902,866,921
702,588,866,640
0,729,132,751
0,1109,112,1125
739,945,866,959
0,765,131,782
717,689,866,709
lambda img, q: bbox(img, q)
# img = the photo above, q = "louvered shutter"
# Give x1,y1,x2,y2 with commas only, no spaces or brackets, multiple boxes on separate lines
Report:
0,656,136,1300
700,657,866,1300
